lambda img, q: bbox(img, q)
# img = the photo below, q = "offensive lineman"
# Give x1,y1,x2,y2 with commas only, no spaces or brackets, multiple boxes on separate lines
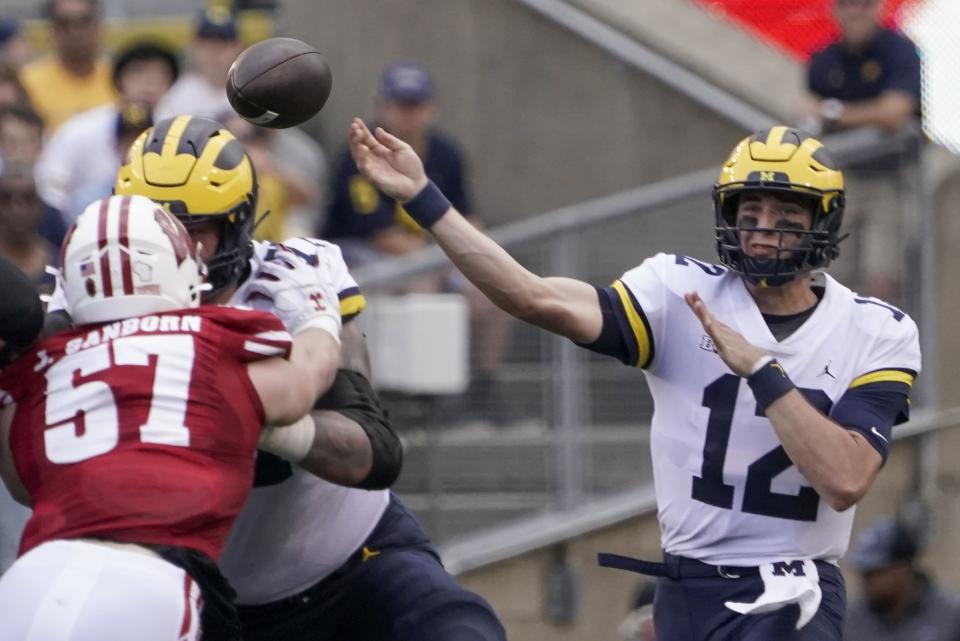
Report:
0,195,342,641
52,116,505,641
351,121,921,640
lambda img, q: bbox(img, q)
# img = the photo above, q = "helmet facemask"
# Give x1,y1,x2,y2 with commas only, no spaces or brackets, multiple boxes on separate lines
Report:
174,201,256,301
714,186,845,287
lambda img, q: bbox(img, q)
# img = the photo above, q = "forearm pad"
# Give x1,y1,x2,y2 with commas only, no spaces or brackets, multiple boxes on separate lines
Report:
315,369,402,489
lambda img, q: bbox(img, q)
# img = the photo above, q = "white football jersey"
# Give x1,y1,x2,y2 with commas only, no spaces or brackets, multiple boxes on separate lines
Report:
219,238,389,604
610,253,920,566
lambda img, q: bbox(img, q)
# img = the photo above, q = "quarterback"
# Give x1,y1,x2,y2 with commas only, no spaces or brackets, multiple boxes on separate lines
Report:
351,121,921,640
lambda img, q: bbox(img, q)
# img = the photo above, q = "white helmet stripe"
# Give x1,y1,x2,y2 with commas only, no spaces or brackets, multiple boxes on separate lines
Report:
96,197,113,297
99,196,137,298
117,196,134,296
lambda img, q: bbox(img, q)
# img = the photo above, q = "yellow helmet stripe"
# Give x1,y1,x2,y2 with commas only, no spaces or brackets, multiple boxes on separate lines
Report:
766,125,788,147
160,115,192,162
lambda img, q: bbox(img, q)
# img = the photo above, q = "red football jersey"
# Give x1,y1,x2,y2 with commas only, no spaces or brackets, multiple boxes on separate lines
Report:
0,306,292,560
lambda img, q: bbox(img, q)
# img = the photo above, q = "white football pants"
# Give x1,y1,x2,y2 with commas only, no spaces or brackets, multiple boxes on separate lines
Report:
0,539,200,641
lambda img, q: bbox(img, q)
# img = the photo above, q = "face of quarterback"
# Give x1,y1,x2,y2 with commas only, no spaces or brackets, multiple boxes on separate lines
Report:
735,191,814,261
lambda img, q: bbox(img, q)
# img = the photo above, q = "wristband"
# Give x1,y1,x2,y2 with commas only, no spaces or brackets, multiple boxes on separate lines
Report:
402,180,451,229
259,414,316,462
747,358,796,412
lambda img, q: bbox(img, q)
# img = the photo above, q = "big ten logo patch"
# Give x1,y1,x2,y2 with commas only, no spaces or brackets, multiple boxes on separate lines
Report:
700,335,717,353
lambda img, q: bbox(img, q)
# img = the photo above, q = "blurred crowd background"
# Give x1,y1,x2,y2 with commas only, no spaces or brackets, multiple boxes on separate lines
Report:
2,1,960,639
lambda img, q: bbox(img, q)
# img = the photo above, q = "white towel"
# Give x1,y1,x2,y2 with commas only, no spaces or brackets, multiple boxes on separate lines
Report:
724,560,822,629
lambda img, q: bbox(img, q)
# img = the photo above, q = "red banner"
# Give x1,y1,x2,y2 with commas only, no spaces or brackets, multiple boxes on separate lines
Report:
691,0,924,60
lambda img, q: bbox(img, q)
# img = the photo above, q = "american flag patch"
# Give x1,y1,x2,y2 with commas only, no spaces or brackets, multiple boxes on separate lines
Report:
79,261,95,277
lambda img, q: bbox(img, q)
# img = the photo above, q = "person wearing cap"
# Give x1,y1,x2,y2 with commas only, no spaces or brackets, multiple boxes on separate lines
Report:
152,6,243,122
800,0,922,304
326,61,470,258
325,60,515,425
154,9,329,243
845,518,960,641
0,18,34,69
19,0,114,132
33,40,177,220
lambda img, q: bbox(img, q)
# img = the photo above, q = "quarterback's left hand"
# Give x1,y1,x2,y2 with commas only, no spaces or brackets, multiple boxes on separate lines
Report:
685,291,767,377
244,248,342,340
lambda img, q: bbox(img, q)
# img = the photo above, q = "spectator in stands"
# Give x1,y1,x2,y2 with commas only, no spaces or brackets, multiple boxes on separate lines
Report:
19,0,114,132
153,8,329,230
619,581,656,641
0,103,42,168
802,0,922,302
0,104,67,250
326,61,469,263
153,7,242,122
326,61,514,423
221,111,319,242
34,41,177,220
0,161,55,288
845,518,960,641
0,59,27,108
0,18,33,69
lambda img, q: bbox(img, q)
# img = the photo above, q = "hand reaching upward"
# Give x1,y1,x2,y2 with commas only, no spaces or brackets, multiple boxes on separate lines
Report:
349,118,429,202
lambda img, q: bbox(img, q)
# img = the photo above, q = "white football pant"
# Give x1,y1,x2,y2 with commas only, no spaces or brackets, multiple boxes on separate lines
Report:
0,539,200,641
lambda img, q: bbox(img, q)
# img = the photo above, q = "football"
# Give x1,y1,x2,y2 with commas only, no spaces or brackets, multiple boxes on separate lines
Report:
226,37,332,129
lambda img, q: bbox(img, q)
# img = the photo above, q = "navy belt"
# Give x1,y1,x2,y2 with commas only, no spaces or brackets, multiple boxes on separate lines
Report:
598,552,760,580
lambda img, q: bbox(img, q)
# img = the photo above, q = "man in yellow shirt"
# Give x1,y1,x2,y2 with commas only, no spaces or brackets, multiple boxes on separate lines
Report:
19,0,114,132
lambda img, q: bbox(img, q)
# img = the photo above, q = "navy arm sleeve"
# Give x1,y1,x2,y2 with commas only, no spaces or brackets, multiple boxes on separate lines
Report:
830,379,913,461
575,286,633,365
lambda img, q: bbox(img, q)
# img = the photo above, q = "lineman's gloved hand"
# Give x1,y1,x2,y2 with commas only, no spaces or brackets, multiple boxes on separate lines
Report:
243,247,341,341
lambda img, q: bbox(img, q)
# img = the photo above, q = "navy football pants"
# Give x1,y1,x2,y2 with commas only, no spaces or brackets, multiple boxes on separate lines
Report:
655,560,845,640
235,494,506,641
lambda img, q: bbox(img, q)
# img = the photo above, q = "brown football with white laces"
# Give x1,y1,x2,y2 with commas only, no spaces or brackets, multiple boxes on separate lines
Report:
226,37,332,129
